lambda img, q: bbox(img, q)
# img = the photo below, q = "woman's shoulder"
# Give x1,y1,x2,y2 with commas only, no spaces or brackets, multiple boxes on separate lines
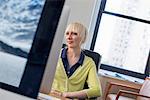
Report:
59,48,67,57
84,55,95,65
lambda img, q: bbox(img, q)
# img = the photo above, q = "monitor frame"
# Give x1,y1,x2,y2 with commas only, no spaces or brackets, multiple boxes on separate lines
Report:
39,5,70,94
0,0,65,99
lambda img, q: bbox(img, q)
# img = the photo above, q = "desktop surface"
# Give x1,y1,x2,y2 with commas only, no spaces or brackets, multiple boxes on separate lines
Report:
38,93,67,100
0,89,68,100
0,88,35,100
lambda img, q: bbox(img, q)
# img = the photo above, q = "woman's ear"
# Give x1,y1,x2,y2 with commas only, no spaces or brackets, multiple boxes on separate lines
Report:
81,37,86,43
82,28,87,43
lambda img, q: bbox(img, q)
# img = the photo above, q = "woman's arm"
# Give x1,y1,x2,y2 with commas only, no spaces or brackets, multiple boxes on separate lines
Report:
62,90,87,99
51,89,87,99
85,61,102,98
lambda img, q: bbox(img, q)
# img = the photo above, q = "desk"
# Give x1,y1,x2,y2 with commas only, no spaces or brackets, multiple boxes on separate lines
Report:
38,93,70,100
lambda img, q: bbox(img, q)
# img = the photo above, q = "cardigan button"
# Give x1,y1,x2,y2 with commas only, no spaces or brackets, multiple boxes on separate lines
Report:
67,71,70,74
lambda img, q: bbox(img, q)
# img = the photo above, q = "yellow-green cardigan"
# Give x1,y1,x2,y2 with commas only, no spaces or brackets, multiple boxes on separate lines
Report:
52,55,102,98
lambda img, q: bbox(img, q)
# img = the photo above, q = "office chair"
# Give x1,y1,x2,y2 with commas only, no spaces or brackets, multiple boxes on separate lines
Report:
105,77,150,100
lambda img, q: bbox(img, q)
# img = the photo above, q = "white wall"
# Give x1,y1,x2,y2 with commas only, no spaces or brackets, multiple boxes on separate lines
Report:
64,0,102,49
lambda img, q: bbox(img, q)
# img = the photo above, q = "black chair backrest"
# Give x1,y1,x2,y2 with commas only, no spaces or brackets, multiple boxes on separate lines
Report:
83,49,101,72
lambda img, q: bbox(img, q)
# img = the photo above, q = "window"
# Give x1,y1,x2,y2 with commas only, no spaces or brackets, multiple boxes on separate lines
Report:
91,0,150,79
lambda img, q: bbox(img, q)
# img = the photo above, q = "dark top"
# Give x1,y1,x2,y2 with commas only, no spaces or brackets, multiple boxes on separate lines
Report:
61,48,85,77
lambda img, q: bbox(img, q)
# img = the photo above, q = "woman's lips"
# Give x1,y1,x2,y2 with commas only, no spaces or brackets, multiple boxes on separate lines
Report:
67,41,73,44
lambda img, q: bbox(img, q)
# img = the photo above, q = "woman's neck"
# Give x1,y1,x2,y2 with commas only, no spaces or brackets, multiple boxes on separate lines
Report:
67,47,81,58
67,47,81,67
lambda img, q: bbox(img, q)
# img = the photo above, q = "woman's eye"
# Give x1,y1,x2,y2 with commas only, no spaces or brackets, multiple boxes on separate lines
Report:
73,32,78,35
66,32,69,35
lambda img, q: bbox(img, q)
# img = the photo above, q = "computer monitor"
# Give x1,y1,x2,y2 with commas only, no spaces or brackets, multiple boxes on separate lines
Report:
39,5,70,94
0,0,69,99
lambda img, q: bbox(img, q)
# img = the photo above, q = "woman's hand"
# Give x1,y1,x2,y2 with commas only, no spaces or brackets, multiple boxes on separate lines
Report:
51,90,62,97
51,90,87,99
62,91,87,99
61,92,69,98
50,90,73,100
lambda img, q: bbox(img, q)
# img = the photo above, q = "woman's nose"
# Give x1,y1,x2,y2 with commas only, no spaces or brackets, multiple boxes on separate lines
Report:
67,33,72,39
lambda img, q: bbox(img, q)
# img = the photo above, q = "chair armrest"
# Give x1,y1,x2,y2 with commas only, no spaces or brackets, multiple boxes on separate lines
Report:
105,82,140,100
116,90,150,100
109,82,141,90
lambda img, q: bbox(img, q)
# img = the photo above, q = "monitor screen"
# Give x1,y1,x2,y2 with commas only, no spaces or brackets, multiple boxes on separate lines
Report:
0,0,46,88
0,0,66,98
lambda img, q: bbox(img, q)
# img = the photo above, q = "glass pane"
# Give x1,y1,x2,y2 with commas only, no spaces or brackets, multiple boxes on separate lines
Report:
105,0,150,21
94,14,150,74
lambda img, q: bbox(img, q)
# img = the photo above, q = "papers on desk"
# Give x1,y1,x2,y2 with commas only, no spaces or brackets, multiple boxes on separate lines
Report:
38,93,60,100
99,69,144,84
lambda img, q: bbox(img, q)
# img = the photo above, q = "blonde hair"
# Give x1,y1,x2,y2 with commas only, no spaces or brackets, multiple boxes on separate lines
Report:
65,22,87,44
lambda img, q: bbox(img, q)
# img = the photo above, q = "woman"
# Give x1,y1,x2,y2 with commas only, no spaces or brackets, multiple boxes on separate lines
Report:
50,22,102,99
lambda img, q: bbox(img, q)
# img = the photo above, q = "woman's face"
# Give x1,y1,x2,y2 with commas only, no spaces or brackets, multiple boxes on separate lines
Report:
65,30,82,48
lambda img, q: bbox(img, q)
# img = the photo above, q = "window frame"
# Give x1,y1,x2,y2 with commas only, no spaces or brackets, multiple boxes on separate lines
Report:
90,0,150,79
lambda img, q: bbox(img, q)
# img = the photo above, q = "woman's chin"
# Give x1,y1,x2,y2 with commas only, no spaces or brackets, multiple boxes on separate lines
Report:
67,44,75,48
67,45,74,48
